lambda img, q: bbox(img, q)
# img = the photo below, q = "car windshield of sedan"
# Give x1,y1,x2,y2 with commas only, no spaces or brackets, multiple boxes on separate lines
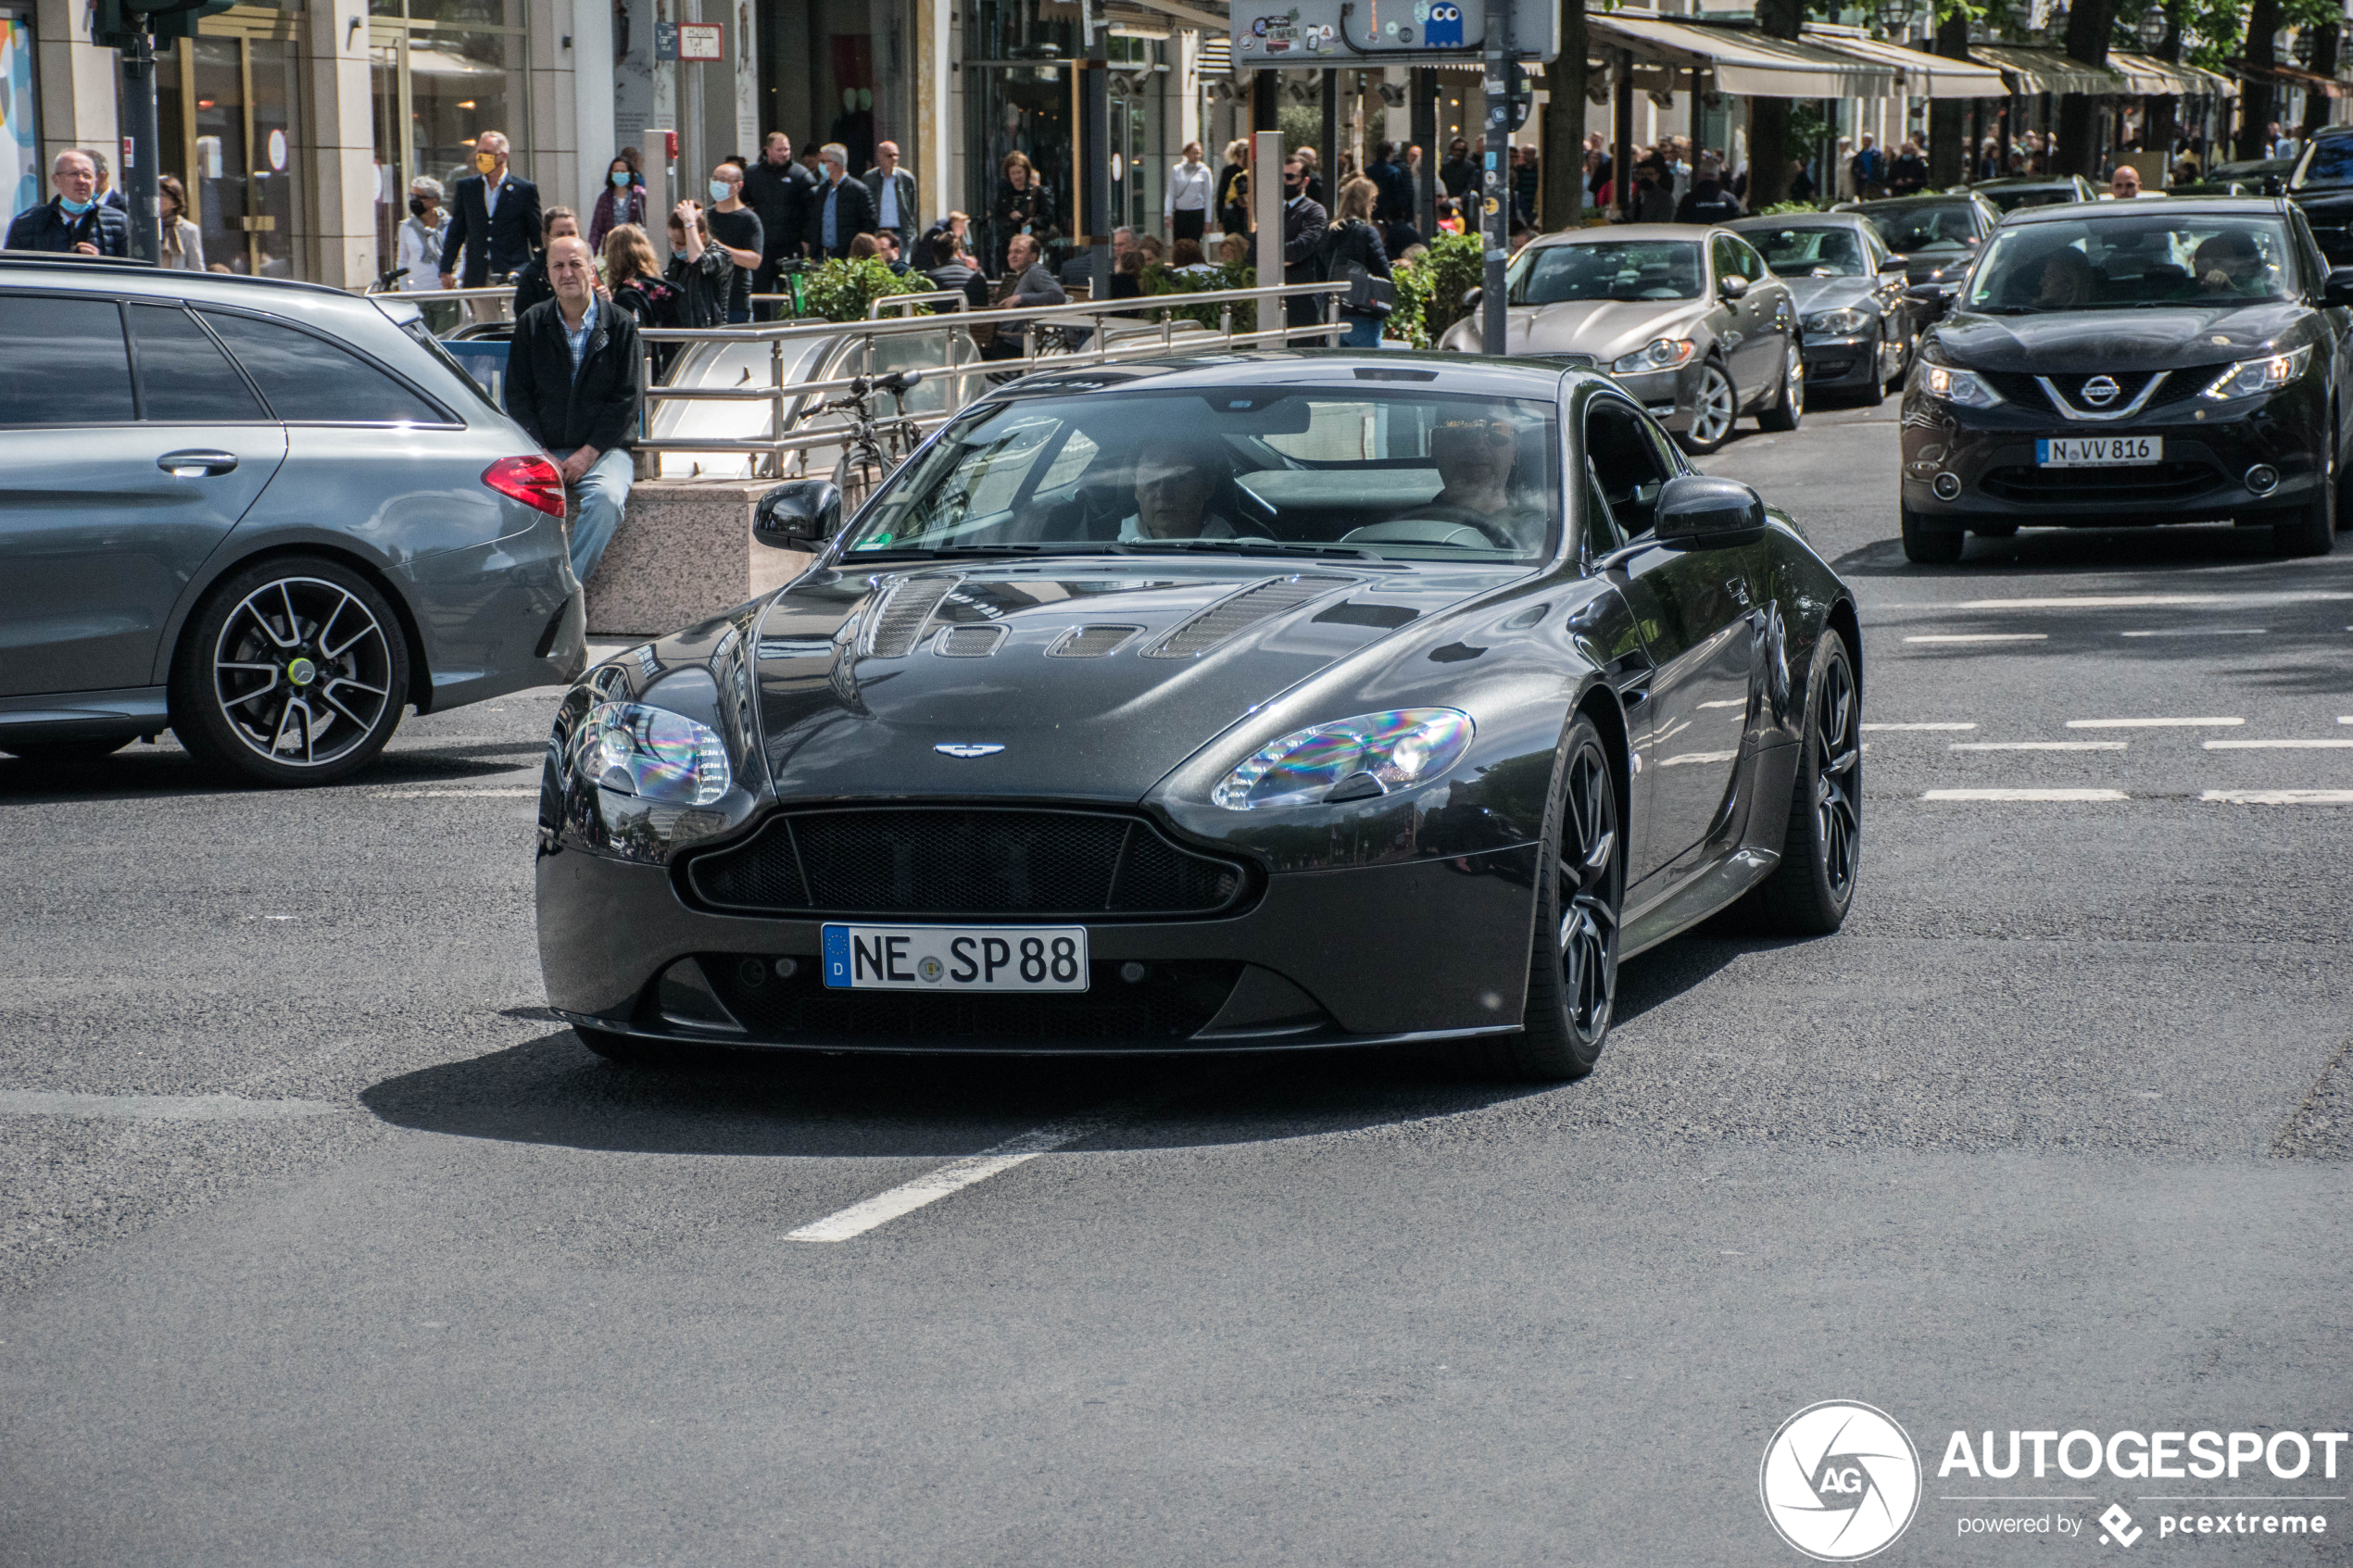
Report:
1745,227,1867,277
1860,203,1978,251
1505,241,1703,304
842,388,1562,562
1982,184,2079,212
1962,216,2296,311
2293,139,2353,190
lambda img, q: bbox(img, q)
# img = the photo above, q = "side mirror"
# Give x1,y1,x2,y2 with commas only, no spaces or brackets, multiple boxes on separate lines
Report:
2323,268,2353,308
1654,474,1766,546
1878,255,1909,274
753,479,841,548
1905,282,1954,320
1718,273,1750,300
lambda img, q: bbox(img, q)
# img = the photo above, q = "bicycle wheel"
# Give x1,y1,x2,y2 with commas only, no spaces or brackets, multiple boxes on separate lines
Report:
835,444,890,516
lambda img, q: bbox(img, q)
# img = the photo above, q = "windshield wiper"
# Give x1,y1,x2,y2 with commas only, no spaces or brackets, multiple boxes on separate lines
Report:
838,544,1069,560
1113,537,1381,559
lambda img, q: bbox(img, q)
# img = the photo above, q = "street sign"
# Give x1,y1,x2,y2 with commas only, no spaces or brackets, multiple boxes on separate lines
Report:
654,21,675,59
1229,0,1557,68
678,20,723,60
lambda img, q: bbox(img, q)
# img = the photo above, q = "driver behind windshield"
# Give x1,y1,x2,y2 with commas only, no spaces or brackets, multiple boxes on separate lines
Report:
1123,435,1241,541
2191,231,2266,296
1396,412,1547,546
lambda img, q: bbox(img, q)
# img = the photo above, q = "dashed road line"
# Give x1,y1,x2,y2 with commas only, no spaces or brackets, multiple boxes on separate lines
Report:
1922,788,2131,802
370,788,540,799
1939,592,2353,610
2067,717,2243,729
1902,633,2048,646
786,1110,1116,1242
1950,741,2126,752
2204,738,2353,750
2120,628,2268,637
0,1091,341,1121
2203,790,2353,805
1864,722,1977,732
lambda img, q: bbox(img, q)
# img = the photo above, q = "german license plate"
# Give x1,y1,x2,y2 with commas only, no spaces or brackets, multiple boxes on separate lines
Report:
2037,435,2161,467
820,922,1089,991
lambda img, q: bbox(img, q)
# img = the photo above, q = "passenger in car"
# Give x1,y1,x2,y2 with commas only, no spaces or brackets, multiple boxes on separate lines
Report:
1122,436,1242,541
2190,231,2267,296
1423,415,1536,521
2025,246,2095,309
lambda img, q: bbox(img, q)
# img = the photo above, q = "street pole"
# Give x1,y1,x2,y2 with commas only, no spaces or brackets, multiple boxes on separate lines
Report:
1084,48,1110,297
121,26,162,266
1479,0,1509,356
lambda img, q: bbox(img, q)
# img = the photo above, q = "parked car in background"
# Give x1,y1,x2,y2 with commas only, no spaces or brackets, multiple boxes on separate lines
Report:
1728,211,1913,405
1839,192,2002,291
1960,175,2097,212
2208,157,2296,197
1439,224,1801,453
1896,198,2352,563
2286,129,2353,265
0,257,587,784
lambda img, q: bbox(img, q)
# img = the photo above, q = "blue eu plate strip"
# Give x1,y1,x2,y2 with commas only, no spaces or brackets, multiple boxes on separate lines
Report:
821,924,851,989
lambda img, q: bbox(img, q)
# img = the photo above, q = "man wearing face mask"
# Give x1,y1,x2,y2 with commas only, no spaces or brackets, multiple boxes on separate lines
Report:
439,130,541,288
804,143,878,260
4,150,129,257
1279,157,1328,330
701,161,766,324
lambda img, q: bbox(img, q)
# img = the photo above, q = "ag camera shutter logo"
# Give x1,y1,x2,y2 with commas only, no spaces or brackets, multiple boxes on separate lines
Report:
1760,1400,1922,1561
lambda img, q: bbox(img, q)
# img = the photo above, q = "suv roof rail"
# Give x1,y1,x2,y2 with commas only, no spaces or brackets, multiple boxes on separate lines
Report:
0,255,356,301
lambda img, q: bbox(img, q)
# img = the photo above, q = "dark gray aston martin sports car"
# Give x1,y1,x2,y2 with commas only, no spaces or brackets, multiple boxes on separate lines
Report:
535,352,1862,1080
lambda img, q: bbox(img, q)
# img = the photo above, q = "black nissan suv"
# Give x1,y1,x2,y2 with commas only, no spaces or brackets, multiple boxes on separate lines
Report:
1897,198,2353,562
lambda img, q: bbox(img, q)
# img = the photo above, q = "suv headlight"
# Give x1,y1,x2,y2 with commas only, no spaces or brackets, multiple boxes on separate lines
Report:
1611,338,1699,374
2200,345,2311,402
1213,708,1474,810
570,701,732,806
1923,364,2003,408
1804,307,1872,336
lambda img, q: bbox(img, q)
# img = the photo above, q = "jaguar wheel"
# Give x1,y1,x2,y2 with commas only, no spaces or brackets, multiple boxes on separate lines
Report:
1759,341,1804,432
1737,632,1860,936
1675,362,1738,455
1467,714,1621,1082
169,556,410,787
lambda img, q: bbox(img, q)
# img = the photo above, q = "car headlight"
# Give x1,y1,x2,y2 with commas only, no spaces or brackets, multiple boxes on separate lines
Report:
1805,307,1873,336
2200,345,2311,402
1212,708,1475,810
1611,338,1700,374
570,701,732,806
1923,364,2004,408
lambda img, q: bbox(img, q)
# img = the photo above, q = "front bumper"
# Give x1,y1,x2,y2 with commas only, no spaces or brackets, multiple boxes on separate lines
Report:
1800,333,1882,392
1898,378,2327,526
536,836,1542,1053
1607,365,1695,432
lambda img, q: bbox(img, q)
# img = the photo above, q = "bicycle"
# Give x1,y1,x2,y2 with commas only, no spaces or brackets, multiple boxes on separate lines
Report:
798,368,925,510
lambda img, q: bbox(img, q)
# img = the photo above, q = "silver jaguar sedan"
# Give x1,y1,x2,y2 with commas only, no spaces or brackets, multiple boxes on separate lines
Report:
1438,223,1802,453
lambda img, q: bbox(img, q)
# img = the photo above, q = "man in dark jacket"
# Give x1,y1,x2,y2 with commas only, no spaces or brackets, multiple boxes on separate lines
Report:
862,140,918,252
504,236,642,585
4,149,129,257
439,131,542,287
1674,160,1743,225
743,132,816,309
1279,157,1329,329
805,143,879,259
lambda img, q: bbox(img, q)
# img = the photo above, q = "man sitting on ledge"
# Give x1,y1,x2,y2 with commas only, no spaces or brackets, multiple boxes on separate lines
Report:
505,234,643,585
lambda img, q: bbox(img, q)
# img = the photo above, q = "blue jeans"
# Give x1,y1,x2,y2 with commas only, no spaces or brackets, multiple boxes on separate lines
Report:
555,445,634,585
1341,314,1383,348
726,307,750,324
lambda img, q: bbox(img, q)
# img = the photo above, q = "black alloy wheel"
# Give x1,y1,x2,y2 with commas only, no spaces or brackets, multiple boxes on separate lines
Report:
1737,632,1860,935
169,556,411,787
1473,714,1621,1082
1900,501,1966,564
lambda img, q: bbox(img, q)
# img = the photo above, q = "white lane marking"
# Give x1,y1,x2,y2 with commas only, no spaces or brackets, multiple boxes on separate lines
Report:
371,788,541,799
2066,716,2243,729
1922,788,2130,802
1902,633,2048,645
1942,592,2353,609
1863,721,1977,732
2339,717,2353,725
0,1091,340,1121
2119,627,2269,637
2203,790,2353,805
2204,738,2353,750
787,1111,1114,1242
1950,741,2126,751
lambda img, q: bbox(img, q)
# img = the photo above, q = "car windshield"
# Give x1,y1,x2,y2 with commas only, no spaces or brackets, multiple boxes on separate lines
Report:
1859,203,1978,251
1963,215,2296,312
1744,226,1866,277
841,387,1562,562
1505,241,1703,304
2292,139,2353,191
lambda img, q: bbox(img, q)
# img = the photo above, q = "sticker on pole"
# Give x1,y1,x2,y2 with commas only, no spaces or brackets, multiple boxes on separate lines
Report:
677,21,723,59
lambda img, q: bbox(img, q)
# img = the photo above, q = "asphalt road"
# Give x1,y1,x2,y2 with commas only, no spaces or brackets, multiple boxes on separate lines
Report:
4,398,2349,1566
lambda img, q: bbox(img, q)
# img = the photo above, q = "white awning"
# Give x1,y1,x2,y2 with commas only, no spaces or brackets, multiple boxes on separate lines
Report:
1587,14,1899,99
1971,44,2131,97
1802,26,2007,99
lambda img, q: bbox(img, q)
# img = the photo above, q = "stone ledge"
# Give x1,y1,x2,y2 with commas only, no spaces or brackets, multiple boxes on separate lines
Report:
582,477,814,636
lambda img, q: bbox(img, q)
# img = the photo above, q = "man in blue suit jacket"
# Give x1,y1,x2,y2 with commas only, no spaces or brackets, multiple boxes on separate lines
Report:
438,131,543,287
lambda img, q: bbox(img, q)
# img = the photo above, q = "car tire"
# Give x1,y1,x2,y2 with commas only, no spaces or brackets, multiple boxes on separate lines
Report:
2271,485,2335,558
1468,714,1621,1083
169,555,411,787
1857,358,1887,408
1758,342,1804,432
0,736,134,763
1732,632,1860,937
1900,502,1966,564
1675,362,1738,455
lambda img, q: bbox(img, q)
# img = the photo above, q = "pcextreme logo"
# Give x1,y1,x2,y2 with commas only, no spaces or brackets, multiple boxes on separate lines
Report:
1760,1400,1924,1561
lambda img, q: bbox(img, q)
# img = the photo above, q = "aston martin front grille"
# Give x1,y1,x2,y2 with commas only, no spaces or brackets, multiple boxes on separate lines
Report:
680,809,1252,918
701,956,1244,1046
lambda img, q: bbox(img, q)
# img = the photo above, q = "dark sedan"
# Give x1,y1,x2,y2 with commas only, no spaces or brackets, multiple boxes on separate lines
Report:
1730,212,1913,403
1898,199,2353,562
1840,192,2001,292
1961,175,2097,212
536,353,1862,1081
2288,129,2353,264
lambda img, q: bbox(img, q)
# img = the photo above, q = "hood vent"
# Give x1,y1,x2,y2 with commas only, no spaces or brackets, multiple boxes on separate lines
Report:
1144,574,1356,659
1047,624,1143,659
865,577,958,659
935,623,1010,658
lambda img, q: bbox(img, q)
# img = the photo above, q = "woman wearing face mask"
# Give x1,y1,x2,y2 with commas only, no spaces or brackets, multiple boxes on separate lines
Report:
588,156,644,253
157,175,206,271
